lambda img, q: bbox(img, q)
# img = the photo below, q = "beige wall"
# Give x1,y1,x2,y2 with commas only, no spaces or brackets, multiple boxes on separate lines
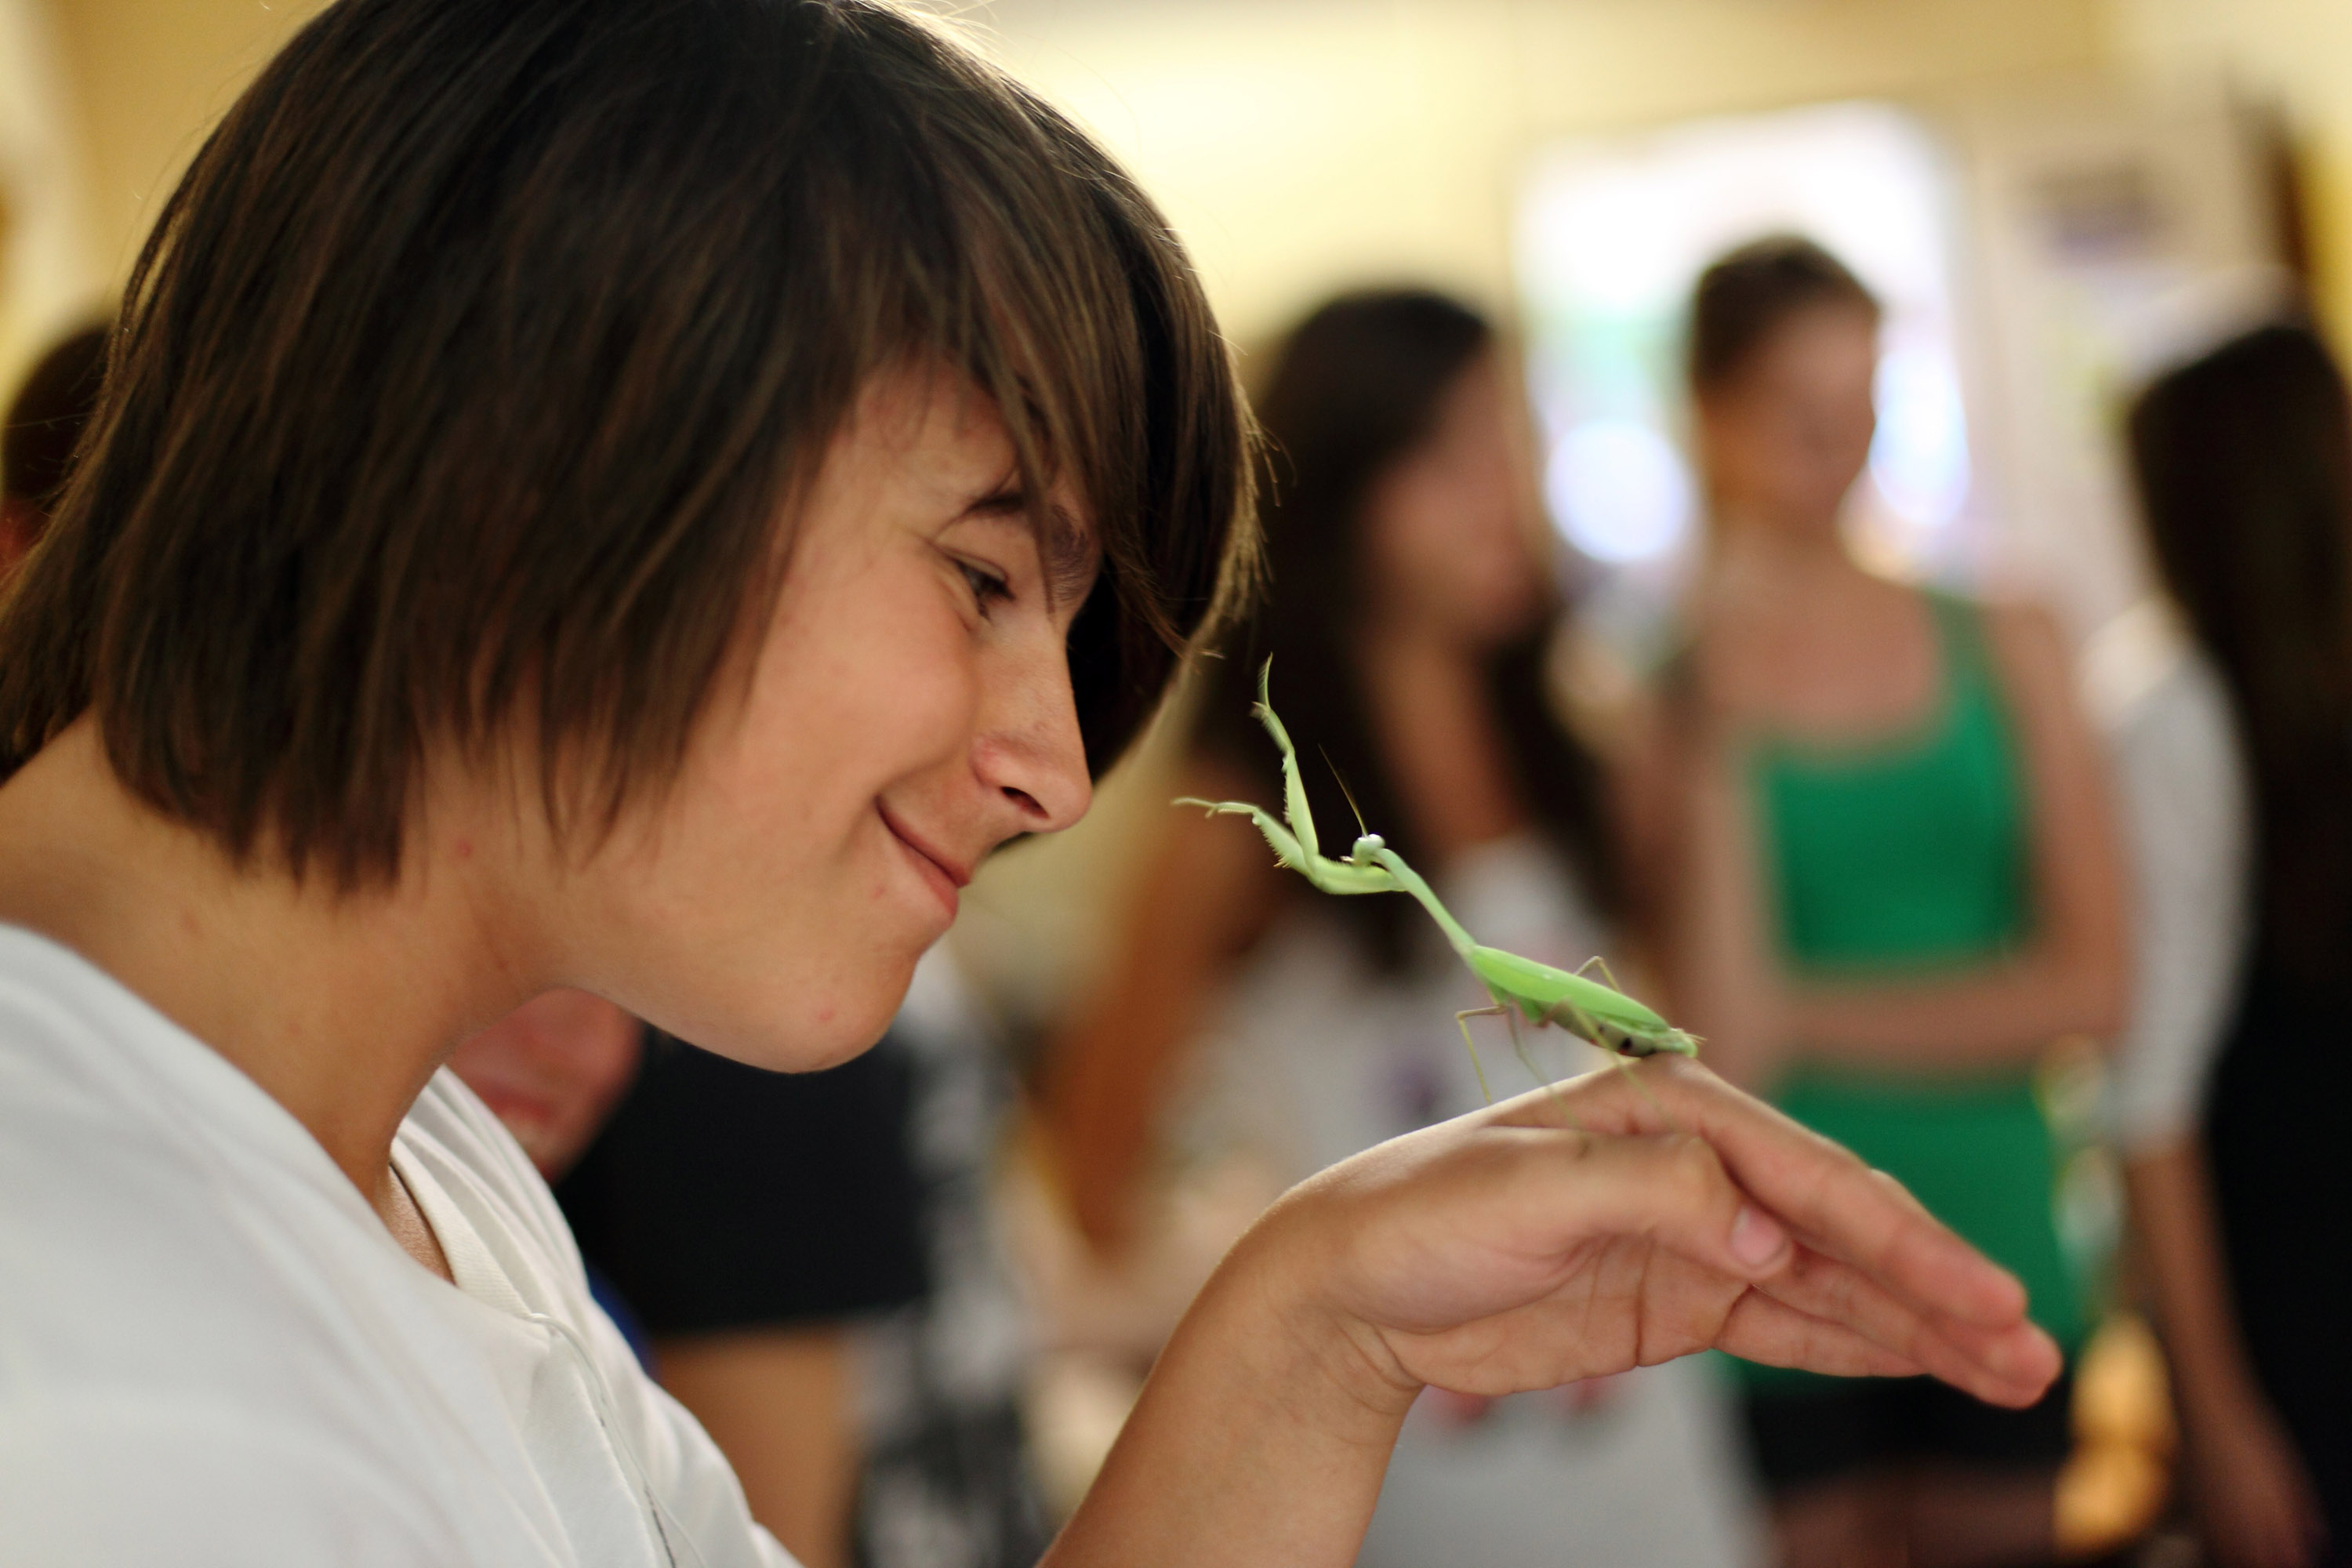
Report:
48,0,2109,331
48,0,327,281
988,0,2108,343
0,0,97,387
2105,0,2352,346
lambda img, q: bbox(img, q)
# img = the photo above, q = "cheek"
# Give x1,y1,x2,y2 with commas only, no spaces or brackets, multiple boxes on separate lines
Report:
574,538,993,1071
726,581,974,846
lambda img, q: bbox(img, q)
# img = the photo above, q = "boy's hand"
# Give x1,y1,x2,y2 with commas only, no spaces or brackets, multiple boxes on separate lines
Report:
1253,1056,2059,1416
1050,1058,2060,1568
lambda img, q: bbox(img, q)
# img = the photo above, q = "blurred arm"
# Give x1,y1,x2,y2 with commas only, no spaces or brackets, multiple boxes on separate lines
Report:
1642,637,1791,1090
1780,604,2128,1065
657,1327,856,1568
1035,754,1278,1253
2125,1143,2322,1568
1652,697,1784,1090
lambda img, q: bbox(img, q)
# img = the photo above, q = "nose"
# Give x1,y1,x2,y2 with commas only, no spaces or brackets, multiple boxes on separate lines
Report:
973,641,1093,836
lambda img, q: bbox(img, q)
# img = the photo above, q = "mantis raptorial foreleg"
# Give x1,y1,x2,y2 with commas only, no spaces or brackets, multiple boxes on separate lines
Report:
1181,662,1703,1142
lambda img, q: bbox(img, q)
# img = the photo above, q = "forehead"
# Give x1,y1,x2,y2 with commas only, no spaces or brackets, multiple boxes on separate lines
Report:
844,365,1100,598
1737,304,1878,394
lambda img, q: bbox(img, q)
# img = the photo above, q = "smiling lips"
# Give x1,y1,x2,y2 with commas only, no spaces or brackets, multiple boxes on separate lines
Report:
879,803,971,921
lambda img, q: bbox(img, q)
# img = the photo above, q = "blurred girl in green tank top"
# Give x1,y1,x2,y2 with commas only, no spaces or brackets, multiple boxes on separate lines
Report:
1634,238,2129,1568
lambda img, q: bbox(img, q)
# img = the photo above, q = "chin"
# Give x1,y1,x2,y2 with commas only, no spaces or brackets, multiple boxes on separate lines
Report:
715,949,919,1074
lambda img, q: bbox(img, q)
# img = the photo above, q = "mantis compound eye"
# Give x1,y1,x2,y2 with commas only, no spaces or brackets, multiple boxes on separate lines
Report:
1352,834,1385,858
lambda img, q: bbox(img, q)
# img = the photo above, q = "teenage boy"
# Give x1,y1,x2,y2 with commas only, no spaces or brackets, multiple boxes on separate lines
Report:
0,3,2057,1565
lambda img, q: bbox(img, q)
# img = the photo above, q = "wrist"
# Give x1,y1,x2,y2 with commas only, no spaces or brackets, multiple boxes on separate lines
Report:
1196,1198,1423,1439
1051,1196,1413,1568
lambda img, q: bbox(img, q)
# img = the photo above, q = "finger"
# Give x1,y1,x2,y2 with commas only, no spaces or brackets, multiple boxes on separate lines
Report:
1537,1131,2057,1406
1487,1127,1793,1288
1752,1246,2062,1406
1713,1288,1926,1380
1484,1072,2058,1402
1599,1061,2035,1330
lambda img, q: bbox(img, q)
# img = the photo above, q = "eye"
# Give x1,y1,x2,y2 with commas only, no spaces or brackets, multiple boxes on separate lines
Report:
956,557,1013,615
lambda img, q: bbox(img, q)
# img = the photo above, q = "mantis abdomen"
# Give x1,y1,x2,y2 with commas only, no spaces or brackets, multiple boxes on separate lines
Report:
1466,947,1700,1059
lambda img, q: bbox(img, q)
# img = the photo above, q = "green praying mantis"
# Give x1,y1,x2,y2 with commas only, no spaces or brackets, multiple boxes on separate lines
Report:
1177,663,1698,1108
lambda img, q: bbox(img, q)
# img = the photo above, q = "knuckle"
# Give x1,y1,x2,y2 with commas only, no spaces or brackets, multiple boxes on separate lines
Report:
1664,1134,1726,1200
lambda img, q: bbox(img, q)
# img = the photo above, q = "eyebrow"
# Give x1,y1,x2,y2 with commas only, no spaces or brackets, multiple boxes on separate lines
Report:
966,485,1100,605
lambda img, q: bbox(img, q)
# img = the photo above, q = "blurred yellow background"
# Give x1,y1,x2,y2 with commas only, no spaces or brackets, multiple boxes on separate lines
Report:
11,0,2352,356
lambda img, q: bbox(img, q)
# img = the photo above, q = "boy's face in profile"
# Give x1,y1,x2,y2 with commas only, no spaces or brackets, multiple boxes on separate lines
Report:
552,366,1098,1076
446,989,642,1180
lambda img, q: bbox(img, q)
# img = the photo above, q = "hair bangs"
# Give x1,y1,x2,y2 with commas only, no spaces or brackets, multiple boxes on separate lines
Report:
0,0,1258,886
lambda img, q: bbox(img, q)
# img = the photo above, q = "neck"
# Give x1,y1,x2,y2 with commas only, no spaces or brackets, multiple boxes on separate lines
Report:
0,720,547,1199
1353,614,1524,864
1705,516,1857,601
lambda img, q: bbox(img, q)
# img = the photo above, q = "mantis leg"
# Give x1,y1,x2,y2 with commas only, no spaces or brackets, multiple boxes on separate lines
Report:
1507,1004,1585,1134
1454,1006,1503,1105
1574,955,1624,992
1550,995,1684,1136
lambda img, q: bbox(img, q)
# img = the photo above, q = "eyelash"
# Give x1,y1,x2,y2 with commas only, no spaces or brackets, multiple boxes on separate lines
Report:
958,559,1013,615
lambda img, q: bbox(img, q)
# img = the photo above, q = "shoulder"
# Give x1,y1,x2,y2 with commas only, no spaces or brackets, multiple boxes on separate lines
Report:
1967,593,2069,677
2114,644,2241,758
2107,648,2251,840
0,929,369,1329
0,935,485,1559
1954,593,2082,731
1,1399,463,1565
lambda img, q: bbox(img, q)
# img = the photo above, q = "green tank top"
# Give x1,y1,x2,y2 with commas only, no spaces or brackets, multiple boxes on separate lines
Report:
1738,593,2087,1392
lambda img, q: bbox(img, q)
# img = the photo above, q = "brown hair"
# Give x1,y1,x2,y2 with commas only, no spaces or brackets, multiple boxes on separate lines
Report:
2129,322,2352,994
1200,289,1620,971
1688,234,1879,393
0,0,1254,884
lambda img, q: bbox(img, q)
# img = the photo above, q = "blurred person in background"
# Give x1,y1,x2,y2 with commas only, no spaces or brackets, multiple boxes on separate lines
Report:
446,989,654,1369
2118,321,2351,1568
1655,237,2127,1568
557,1006,925,1568
559,949,1055,1568
1041,288,1762,1568
2,321,109,578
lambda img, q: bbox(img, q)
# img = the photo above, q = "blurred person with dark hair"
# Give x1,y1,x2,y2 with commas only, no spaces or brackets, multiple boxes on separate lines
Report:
1,321,107,575
556,958,1057,1568
1654,236,2129,1568
557,1026,924,1568
2115,320,2352,1568
1040,289,1762,1568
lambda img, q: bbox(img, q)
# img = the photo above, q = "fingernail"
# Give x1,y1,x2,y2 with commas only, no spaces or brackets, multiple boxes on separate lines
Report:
1729,1205,1787,1267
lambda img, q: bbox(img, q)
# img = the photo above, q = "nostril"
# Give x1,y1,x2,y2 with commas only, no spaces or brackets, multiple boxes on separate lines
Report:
1001,785,1044,817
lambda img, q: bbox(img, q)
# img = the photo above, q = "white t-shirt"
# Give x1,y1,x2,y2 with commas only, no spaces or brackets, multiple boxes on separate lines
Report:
2081,599,2253,1153
0,926,793,1568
